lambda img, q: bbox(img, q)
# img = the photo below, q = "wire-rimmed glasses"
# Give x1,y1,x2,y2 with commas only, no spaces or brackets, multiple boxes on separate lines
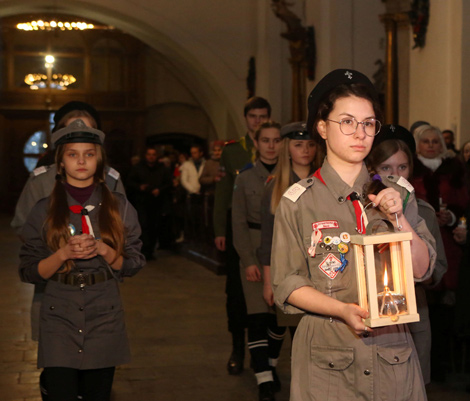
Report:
327,117,382,137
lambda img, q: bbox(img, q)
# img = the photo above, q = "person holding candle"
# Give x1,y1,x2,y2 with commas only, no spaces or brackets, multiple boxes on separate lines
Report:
366,124,448,384
270,69,436,400
19,119,145,401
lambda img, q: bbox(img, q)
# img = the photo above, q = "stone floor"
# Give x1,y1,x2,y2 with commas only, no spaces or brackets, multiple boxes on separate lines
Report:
1,212,469,400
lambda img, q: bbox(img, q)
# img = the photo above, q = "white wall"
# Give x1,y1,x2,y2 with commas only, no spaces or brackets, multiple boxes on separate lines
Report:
409,0,462,139
305,0,386,95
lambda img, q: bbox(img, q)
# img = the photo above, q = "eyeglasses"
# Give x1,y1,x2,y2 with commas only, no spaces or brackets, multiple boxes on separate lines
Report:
327,117,382,137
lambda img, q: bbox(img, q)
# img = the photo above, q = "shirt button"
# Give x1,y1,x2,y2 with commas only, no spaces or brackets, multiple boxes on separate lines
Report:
307,178,313,183
78,329,83,333
79,307,84,311
394,356,399,362
328,362,334,368
49,306,55,310
338,196,344,203
78,349,83,353
364,369,371,376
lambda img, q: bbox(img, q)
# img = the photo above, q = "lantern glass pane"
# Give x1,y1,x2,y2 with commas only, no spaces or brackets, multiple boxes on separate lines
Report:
374,242,408,319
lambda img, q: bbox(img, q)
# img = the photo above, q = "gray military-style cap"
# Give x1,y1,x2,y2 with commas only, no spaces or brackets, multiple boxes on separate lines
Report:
280,121,312,140
51,118,105,148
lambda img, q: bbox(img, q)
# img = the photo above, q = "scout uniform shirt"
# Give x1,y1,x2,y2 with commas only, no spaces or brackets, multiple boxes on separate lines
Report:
19,185,145,369
232,161,273,315
271,159,436,401
213,134,255,237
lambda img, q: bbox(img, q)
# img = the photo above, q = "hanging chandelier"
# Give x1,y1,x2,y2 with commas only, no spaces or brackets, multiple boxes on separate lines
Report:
24,55,76,90
17,19,94,31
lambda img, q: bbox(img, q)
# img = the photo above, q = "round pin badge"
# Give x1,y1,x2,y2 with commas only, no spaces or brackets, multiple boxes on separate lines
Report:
68,224,76,236
332,236,341,245
319,242,326,248
324,236,332,245
340,232,351,243
338,243,349,254
325,245,332,251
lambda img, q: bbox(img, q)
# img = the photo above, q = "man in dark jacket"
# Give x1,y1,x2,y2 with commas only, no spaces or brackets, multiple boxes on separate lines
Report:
127,147,173,259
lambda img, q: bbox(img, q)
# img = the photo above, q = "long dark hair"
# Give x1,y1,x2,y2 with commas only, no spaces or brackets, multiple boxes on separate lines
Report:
45,143,125,273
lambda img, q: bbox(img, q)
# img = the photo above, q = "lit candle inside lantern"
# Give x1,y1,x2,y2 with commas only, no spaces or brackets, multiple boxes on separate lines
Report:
377,265,407,321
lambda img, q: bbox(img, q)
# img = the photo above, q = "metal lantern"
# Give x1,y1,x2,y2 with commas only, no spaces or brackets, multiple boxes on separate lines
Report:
351,221,419,328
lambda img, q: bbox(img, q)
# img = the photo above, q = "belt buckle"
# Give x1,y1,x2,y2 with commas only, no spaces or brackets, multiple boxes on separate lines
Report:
76,274,86,288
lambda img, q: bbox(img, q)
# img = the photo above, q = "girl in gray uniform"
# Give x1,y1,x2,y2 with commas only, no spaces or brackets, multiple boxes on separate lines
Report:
367,124,448,384
271,69,436,401
19,119,145,401
232,121,286,401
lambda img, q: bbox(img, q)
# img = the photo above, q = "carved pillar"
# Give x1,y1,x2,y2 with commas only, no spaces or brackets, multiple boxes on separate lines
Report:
380,12,409,125
290,55,307,121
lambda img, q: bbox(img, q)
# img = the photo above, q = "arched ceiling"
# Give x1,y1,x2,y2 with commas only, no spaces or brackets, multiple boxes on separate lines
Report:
0,0,246,138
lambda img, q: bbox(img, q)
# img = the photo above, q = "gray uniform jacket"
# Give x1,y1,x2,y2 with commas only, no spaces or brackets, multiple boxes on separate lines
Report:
407,198,448,384
19,185,145,369
271,160,436,401
11,164,125,235
232,162,273,315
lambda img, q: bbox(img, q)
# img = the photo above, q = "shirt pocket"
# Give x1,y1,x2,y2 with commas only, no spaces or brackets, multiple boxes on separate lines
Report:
88,299,125,335
40,295,73,334
309,345,356,401
376,345,413,401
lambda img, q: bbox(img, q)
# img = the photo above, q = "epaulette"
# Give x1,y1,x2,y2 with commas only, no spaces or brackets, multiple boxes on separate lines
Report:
224,139,237,146
384,175,414,193
238,162,253,174
107,167,120,180
265,175,275,185
282,176,316,203
31,165,49,177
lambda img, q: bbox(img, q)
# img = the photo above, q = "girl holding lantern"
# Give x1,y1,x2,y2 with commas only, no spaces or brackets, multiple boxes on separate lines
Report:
270,69,436,401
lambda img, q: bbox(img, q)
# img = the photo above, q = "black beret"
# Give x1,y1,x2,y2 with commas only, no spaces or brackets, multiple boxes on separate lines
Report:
51,119,105,148
373,124,416,155
306,69,378,133
53,101,101,132
280,121,311,140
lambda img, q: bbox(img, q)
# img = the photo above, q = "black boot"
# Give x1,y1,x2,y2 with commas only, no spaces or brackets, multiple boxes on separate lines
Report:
227,330,245,375
258,381,275,401
270,367,281,392
40,371,49,401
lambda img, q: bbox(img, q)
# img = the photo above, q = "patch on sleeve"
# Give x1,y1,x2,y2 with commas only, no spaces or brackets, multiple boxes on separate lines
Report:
283,183,306,202
396,176,414,193
32,166,48,176
107,167,120,180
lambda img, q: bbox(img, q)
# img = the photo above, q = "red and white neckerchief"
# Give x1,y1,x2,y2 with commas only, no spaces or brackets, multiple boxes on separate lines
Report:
69,205,96,237
347,192,368,234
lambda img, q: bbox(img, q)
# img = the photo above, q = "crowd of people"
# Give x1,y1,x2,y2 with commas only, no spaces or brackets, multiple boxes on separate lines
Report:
11,67,470,401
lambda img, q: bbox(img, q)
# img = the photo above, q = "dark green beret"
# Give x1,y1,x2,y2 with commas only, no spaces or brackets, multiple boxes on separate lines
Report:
306,69,378,133
281,121,311,140
373,124,416,155
51,118,105,148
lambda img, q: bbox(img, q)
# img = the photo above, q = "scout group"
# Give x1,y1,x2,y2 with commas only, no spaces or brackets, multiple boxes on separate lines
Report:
13,69,470,401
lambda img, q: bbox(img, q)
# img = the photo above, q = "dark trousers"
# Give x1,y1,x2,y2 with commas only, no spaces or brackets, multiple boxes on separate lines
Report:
225,211,247,334
247,313,286,373
136,198,162,258
42,367,115,401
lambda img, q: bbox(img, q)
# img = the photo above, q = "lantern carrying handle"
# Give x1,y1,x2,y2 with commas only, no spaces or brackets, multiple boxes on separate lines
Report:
365,219,395,235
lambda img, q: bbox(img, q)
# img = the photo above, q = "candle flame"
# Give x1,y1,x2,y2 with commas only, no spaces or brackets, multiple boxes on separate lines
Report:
384,267,388,287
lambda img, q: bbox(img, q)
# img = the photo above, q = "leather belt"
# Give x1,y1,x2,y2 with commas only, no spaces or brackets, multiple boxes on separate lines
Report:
50,270,113,288
247,221,261,230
